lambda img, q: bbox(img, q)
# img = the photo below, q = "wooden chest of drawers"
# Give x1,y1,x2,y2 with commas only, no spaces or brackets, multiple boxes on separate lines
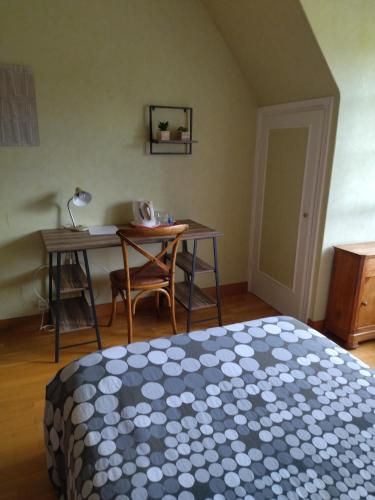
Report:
325,242,375,348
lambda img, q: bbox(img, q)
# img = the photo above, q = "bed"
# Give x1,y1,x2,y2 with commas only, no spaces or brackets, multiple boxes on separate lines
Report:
44,316,375,500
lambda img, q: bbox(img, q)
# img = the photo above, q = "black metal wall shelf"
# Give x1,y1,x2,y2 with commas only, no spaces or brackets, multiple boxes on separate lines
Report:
149,105,198,155
152,139,198,145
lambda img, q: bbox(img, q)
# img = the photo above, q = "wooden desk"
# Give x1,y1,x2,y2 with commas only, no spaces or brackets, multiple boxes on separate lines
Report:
41,219,222,252
40,220,223,361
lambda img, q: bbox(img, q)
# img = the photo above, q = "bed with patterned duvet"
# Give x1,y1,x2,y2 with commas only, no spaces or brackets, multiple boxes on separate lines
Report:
44,316,375,500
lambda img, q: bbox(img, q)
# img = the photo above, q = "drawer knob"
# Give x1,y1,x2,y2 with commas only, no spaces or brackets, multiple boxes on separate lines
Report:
361,300,368,306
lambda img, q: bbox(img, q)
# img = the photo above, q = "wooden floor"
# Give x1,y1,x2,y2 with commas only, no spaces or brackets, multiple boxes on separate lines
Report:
0,292,375,499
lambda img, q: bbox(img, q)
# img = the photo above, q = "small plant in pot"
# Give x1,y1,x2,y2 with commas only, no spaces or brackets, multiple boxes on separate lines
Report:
177,126,190,141
158,121,170,141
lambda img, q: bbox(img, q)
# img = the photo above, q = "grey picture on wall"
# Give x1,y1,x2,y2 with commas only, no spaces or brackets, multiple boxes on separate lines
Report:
0,64,39,146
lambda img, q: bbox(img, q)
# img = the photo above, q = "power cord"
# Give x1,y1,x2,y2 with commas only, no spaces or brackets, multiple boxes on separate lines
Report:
32,258,110,333
32,265,54,333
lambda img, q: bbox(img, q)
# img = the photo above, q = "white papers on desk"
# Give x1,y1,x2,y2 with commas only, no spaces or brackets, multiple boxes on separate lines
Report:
88,225,118,236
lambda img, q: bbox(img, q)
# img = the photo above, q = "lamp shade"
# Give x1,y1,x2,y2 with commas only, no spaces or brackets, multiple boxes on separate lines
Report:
72,187,92,207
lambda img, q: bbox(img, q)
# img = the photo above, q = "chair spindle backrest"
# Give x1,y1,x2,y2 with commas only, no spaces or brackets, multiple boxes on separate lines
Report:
116,224,189,282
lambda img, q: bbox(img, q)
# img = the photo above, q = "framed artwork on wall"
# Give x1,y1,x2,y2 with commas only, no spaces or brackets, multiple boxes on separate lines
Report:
0,64,39,146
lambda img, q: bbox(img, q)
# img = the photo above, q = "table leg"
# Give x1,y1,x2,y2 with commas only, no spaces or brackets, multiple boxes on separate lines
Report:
54,252,61,363
182,240,189,284
74,251,85,298
213,237,222,326
48,252,53,324
187,239,197,332
82,250,102,350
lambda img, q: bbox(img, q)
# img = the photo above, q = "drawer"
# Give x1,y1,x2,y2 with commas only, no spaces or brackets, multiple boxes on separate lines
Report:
364,257,375,277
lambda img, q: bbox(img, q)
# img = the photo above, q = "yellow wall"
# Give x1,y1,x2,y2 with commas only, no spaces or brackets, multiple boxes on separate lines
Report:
302,0,375,320
0,0,256,319
203,0,338,105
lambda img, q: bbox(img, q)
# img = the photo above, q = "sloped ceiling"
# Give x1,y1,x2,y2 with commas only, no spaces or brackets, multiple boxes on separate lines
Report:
202,0,338,105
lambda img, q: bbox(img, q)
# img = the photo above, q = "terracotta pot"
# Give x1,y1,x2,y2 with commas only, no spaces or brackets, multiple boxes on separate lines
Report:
177,131,190,141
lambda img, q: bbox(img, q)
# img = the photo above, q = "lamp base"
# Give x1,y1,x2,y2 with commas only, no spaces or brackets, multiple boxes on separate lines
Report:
71,225,89,232
63,224,89,232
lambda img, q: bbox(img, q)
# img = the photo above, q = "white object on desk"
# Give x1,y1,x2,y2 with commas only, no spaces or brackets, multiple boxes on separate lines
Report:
88,225,118,236
132,200,156,227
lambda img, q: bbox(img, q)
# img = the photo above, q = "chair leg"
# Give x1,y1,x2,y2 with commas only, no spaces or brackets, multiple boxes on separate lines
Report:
170,285,177,335
108,287,118,327
156,291,160,317
125,289,133,344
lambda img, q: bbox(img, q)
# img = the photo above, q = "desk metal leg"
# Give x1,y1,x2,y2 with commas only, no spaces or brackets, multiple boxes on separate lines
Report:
74,251,85,299
187,239,197,332
182,240,189,284
48,252,53,324
82,250,102,350
213,237,222,326
54,252,61,363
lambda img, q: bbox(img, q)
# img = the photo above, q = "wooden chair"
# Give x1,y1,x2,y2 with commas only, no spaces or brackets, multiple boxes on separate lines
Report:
108,223,189,343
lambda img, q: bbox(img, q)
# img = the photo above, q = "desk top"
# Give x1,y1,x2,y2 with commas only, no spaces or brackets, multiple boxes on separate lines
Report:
40,219,223,253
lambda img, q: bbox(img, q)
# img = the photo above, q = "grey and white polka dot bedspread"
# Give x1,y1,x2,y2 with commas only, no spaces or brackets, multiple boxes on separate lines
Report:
44,316,375,500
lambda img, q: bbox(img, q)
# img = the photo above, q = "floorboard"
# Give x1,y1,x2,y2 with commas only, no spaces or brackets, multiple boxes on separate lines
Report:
0,292,374,499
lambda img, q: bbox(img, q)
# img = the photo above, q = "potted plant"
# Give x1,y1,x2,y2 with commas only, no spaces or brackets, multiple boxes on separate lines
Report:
158,121,170,141
177,126,190,141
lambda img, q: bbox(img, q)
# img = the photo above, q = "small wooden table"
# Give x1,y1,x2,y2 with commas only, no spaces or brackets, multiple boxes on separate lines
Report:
41,219,223,361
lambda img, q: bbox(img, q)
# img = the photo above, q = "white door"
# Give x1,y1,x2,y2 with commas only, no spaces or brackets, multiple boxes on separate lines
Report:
249,98,333,320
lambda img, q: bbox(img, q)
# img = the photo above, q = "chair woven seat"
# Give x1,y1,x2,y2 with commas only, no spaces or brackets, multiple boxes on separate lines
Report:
110,264,169,288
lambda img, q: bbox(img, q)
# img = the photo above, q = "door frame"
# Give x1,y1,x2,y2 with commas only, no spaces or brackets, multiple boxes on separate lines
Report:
248,97,334,321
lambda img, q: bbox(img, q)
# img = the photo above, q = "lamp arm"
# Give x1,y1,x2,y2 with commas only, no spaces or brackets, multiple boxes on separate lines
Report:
67,197,77,228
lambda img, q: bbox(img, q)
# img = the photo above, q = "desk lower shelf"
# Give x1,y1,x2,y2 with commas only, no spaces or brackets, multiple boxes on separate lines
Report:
174,282,217,311
52,264,88,294
174,252,214,275
51,296,94,333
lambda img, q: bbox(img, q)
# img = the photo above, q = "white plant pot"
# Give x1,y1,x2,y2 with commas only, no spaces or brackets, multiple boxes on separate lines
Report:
158,130,170,141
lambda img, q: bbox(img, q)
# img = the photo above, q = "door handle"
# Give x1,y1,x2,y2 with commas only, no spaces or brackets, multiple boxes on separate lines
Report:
361,300,368,306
